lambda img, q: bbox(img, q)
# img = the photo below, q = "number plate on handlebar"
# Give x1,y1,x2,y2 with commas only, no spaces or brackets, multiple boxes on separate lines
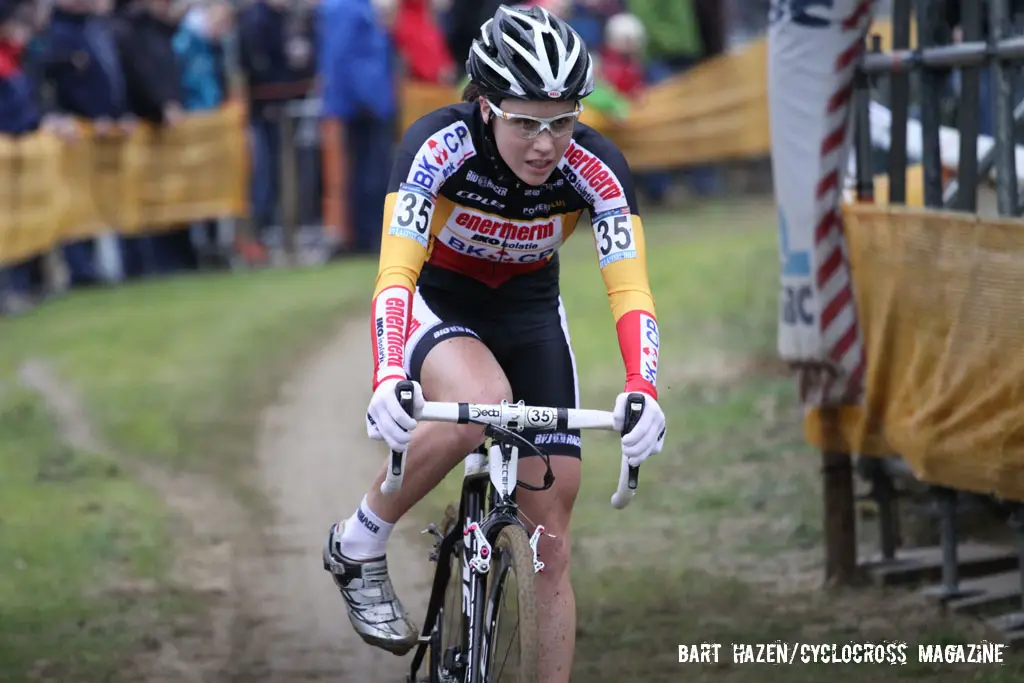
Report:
527,407,557,429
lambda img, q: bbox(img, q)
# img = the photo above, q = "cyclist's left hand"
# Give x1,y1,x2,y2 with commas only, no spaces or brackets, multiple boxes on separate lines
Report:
612,391,666,467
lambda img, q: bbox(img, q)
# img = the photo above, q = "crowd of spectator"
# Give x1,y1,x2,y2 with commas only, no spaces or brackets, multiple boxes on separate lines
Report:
1,0,764,316
0,0,243,315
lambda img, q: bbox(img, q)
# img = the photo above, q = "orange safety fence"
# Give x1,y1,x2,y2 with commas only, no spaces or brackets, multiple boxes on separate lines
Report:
804,203,1024,500
0,100,248,265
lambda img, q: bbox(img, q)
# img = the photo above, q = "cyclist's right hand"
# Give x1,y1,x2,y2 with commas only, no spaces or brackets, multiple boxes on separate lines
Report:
366,377,424,452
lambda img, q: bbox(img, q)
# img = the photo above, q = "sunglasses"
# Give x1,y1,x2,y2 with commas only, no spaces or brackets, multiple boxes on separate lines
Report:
485,99,583,140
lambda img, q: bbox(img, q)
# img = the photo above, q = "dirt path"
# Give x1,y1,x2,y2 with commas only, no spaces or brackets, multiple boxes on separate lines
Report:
20,319,436,682
231,318,435,681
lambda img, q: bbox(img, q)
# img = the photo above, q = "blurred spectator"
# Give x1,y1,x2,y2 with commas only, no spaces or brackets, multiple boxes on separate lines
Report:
0,0,40,314
431,0,453,35
694,0,726,61
111,0,183,126
174,0,233,269
567,0,623,50
626,0,724,201
392,0,455,84
443,0,503,67
18,0,54,109
174,0,230,111
318,0,397,256
625,0,703,81
0,1,38,135
43,0,127,124
41,0,130,287
111,0,189,275
598,12,645,101
238,0,314,258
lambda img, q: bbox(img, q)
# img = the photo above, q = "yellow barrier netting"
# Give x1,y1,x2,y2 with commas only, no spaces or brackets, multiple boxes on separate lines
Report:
597,38,770,169
0,132,65,264
2,42,774,266
0,100,248,264
804,203,1024,499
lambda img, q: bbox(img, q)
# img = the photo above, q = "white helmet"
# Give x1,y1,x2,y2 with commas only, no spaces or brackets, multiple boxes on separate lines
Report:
467,4,595,101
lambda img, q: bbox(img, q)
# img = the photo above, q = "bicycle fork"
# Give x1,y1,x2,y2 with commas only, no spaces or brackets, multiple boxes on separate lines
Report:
460,510,491,683
417,445,548,683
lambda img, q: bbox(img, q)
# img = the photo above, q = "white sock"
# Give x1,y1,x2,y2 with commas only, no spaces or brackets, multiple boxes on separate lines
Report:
339,496,395,560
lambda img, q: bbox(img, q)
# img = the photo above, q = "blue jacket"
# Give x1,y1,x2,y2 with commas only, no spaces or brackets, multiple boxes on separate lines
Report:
0,62,40,135
40,9,127,119
173,17,226,111
318,0,396,121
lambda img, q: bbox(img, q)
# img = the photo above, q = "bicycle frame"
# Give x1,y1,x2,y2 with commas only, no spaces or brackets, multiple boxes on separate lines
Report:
408,435,531,683
391,394,649,683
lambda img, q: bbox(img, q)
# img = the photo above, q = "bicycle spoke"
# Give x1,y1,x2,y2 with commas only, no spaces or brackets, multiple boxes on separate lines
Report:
497,621,519,681
492,568,521,682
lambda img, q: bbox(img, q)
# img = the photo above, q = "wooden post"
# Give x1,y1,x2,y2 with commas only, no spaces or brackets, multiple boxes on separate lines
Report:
822,442,858,583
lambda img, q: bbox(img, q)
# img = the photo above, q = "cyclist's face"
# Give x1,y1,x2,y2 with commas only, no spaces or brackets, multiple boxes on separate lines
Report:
483,98,578,186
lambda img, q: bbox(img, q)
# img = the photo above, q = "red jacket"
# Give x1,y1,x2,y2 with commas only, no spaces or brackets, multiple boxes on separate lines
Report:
599,46,645,100
0,38,25,79
392,0,455,83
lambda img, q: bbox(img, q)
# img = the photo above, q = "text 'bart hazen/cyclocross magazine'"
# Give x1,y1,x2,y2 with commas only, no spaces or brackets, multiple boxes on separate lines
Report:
678,641,1009,666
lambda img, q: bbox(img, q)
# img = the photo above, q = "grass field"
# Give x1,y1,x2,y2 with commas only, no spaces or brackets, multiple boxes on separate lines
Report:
0,387,172,681
0,263,377,681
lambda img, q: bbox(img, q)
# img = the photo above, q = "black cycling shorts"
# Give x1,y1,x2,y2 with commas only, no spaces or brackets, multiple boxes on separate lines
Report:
403,281,582,459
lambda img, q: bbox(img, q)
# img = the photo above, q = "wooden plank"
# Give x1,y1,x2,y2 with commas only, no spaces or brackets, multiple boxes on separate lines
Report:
861,543,1018,586
942,571,1023,615
985,613,1024,651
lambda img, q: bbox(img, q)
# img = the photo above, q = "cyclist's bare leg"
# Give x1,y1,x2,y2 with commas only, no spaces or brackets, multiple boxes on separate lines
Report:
515,453,581,683
363,336,512,524
325,336,512,652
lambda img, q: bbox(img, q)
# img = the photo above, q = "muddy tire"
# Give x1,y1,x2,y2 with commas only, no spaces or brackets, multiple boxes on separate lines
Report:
482,525,540,683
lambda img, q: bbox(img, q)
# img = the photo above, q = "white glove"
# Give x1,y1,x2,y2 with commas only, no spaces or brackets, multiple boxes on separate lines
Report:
612,392,666,467
366,378,425,453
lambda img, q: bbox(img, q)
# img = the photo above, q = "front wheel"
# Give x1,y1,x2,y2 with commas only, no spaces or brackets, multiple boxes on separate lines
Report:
480,525,540,683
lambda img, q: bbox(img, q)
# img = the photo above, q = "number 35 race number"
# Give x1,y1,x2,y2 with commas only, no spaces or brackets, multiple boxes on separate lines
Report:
389,184,435,247
594,212,637,268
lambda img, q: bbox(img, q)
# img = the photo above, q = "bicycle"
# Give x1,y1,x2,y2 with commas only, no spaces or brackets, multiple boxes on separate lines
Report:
379,380,647,683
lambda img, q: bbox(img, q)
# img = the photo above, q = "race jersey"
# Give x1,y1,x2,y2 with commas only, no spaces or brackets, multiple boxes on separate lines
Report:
371,102,660,400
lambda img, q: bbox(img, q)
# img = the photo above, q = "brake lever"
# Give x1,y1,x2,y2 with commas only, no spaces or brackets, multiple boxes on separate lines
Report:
610,393,644,509
380,379,415,495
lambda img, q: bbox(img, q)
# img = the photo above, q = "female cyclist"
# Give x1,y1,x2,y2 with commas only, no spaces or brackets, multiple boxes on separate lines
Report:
323,5,666,681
